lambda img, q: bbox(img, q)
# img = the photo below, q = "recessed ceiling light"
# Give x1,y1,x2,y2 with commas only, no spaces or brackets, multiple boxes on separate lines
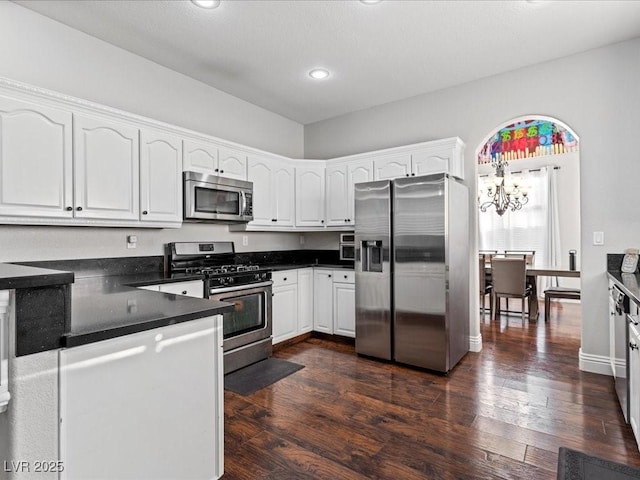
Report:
309,68,330,80
191,0,220,9
360,0,382,4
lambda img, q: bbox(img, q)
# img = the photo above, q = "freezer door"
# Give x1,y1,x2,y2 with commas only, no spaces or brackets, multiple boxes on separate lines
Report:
354,180,392,360
393,174,447,371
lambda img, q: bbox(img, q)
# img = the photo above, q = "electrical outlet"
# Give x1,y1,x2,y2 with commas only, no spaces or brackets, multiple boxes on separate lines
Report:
299,235,305,245
127,234,137,249
242,235,248,246
593,231,604,246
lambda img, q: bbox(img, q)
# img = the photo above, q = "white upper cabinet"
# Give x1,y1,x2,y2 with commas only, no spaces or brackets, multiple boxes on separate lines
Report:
183,139,217,173
247,155,294,228
273,162,295,226
325,165,349,227
0,96,73,218
295,164,325,228
73,114,139,221
374,154,412,180
183,140,247,180
217,147,247,180
347,160,373,224
140,129,182,224
373,138,465,181
325,160,373,227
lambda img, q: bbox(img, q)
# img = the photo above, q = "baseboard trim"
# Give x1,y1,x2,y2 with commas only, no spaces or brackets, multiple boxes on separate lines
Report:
579,348,612,376
469,333,483,352
272,332,311,352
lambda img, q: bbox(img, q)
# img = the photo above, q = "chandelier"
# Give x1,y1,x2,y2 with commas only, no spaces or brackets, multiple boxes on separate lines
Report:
478,158,529,216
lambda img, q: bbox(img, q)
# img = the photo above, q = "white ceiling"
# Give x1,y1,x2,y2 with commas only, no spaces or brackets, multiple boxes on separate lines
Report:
13,0,640,125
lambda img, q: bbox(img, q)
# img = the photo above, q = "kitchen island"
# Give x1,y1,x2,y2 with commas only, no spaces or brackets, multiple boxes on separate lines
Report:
0,262,233,480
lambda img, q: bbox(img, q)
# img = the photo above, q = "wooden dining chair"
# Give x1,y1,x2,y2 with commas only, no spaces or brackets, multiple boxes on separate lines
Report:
479,254,493,318
491,257,532,323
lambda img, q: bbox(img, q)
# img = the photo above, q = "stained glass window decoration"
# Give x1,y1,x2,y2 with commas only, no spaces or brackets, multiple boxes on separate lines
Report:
478,119,579,165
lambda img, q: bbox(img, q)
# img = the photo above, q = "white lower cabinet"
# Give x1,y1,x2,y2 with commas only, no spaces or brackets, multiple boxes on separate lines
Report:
59,316,224,480
272,270,299,344
312,268,355,337
313,269,334,334
630,304,640,449
333,272,355,338
297,268,314,333
272,268,316,344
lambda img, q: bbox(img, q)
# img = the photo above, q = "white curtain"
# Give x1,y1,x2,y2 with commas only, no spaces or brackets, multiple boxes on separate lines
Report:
478,166,561,296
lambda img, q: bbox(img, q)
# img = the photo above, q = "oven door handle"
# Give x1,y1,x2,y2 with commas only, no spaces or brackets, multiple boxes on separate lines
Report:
210,281,273,295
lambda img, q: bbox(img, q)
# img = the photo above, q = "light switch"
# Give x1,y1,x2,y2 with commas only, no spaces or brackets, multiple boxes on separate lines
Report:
593,231,604,246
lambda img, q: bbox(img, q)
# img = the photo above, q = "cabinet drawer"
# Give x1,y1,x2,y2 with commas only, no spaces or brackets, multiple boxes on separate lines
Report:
158,280,204,298
333,270,354,284
272,270,298,287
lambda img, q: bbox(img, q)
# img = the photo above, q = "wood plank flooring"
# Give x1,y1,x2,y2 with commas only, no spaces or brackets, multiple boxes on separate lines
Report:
223,302,640,479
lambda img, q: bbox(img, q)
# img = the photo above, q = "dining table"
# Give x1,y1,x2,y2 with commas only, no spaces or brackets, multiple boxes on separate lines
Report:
485,265,580,320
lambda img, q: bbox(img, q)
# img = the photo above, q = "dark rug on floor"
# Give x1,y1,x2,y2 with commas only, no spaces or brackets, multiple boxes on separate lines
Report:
557,447,640,479
224,358,304,396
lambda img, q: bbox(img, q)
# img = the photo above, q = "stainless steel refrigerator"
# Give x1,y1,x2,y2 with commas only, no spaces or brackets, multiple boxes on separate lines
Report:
354,173,469,373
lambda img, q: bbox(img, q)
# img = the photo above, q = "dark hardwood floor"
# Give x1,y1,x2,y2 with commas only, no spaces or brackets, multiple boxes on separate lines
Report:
223,301,640,479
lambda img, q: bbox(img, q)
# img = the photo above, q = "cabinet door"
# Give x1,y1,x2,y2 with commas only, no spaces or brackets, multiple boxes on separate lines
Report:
295,165,325,227
247,155,274,226
59,316,223,480
373,154,411,181
347,160,373,224
630,323,640,444
140,129,182,224
333,282,355,338
183,139,218,173
297,268,314,333
273,162,295,226
0,96,73,218
325,165,349,227
218,147,247,180
313,270,333,334
272,284,298,344
412,149,451,177
73,114,139,220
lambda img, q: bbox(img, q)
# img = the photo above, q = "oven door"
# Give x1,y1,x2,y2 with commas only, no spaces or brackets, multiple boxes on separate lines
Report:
184,175,251,223
208,281,272,352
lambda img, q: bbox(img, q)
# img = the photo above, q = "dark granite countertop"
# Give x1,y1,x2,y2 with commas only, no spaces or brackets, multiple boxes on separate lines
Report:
2,262,233,353
0,263,74,290
607,271,640,305
65,274,233,347
8,251,352,353
268,263,354,272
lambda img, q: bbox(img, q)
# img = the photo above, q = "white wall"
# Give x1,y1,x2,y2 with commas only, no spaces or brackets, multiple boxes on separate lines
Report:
0,2,303,159
0,224,302,263
0,2,305,261
305,38,640,373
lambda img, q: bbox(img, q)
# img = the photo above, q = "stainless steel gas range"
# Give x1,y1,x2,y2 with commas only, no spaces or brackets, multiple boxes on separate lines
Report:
167,241,273,374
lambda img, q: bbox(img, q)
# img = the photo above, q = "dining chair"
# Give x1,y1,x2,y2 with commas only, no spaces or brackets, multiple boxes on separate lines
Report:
479,254,493,318
491,257,532,323
505,250,536,266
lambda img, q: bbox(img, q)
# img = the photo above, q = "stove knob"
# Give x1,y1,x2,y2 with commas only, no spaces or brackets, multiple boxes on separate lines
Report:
228,277,235,285
254,274,260,281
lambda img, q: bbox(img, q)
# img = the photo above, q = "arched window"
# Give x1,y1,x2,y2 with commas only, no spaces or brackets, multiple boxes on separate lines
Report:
478,118,579,165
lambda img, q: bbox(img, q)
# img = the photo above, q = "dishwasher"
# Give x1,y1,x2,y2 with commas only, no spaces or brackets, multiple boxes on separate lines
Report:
610,283,630,422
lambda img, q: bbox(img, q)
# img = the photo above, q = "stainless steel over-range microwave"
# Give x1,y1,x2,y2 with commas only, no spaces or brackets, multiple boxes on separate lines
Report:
183,171,253,223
